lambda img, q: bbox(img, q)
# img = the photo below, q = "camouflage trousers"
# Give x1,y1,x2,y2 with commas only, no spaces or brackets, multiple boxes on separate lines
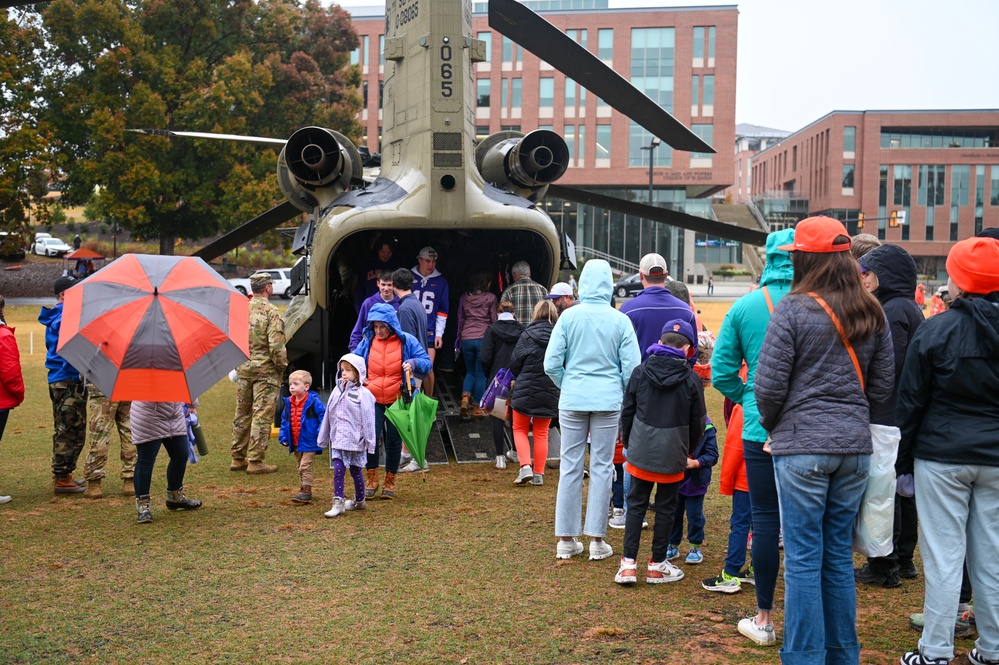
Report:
49,381,87,477
83,385,136,482
230,377,280,463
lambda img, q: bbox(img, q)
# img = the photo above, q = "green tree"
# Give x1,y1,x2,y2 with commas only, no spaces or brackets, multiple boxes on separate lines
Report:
39,0,362,254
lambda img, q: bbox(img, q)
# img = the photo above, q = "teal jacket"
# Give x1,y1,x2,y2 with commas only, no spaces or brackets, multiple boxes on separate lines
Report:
544,259,641,412
712,228,794,443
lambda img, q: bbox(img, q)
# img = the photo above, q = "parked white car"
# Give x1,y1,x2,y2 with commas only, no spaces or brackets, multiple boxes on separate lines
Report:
228,268,293,299
29,232,52,254
33,236,73,257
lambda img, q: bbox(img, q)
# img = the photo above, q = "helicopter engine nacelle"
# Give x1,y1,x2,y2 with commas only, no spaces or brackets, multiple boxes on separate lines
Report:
475,130,569,202
277,126,364,212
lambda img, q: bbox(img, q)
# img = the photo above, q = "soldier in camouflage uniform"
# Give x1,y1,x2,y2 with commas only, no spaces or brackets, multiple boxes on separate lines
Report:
82,383,136,499
38,276,87,494
230,272,288,474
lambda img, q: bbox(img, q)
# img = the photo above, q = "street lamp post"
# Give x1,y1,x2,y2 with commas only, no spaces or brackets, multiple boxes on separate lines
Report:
641,137,661,253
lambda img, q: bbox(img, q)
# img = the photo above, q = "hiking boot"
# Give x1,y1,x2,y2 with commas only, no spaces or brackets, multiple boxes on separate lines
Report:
909,612,974,638
685,547,704,565
514,465,533,485
136,495,152,523
381,472,396,499
365,469,380,498
230,458,248,471
530,474,544,486
54,475,86,494
556,538,583,560
325,497,345,518
472,406,486,418
83,479,103,499
589,540,614,561
291,485,312,504
855,563,902,588
899,560,918,579
615,558,638,585
737,565,756,586
968,647,999,665
608,508,626,529
459,392,472,420
495,455,507,470
122,478,134,496
165,487,202,511
738,617,776,646
646,558,684,584
702,571,742,594
900,650,951,665
246,461,278,474
345,498,366,511
665,545,680,561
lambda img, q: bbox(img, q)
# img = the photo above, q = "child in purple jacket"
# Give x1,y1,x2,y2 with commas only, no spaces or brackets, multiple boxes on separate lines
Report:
318,353,376,518
667,419,719,565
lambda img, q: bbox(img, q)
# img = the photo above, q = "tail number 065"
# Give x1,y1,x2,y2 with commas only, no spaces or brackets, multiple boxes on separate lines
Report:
440,44,453,97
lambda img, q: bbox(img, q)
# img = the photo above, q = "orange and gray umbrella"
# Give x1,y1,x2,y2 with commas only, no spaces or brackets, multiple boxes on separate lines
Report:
58,254,249,402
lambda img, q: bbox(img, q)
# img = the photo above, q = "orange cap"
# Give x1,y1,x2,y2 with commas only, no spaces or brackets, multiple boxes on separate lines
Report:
946,237,999,295
778,216,851,253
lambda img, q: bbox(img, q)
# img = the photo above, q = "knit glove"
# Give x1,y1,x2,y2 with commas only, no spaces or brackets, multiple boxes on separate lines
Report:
896,474,914,498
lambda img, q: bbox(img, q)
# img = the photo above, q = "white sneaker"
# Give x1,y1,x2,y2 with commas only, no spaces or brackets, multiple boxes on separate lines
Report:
608,508,626,529
324,497,346,518
344,498,365,511
505,448,519,464
530,474,544,486
738,617,777,646
495,455,507,470
556,538,584,559
514,465,533,485
0,495,11,504
589,540,614,561
399,459,428,473
646,558,684,584
615,558,638,585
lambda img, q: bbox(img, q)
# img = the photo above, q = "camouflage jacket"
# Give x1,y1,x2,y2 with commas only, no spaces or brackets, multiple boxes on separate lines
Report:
237,296,288,381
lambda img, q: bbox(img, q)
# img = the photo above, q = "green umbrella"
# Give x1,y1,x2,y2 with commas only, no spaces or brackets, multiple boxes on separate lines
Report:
385,373,439,480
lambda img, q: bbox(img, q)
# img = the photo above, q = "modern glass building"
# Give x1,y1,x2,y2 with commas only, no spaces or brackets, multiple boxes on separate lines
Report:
347,2,738,279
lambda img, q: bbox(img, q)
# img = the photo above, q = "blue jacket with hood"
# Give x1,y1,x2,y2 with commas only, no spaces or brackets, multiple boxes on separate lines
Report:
279,389,327,454
543,259,641,411
38,303,80,384
712,228,794,444
353,303,432,382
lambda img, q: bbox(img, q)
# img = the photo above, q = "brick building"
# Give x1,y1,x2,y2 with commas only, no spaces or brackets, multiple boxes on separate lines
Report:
751,110,999,278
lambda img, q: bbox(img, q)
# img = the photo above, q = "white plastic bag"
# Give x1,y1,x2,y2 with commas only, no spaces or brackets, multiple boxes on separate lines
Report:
853,424,900,557
490,396,509,420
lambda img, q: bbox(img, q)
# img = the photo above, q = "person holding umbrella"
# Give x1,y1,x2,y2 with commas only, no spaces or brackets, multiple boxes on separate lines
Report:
131,400,202,523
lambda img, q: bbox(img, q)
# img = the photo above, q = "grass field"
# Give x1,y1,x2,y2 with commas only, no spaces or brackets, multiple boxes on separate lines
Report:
0,302,960,664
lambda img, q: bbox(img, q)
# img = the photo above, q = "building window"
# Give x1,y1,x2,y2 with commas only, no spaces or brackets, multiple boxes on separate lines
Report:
598,28,613,60
565,79,576,109
362,81,368,107
511,78,522,107
951,165,970,240
362,35,369,66
502,36,520,65
577,124,585,162
878,165,888,240
539,78,554,107
690,75,698,116
880,128,995,149
630,28,674,166
703,75,714,113
379,35,385,65
844,126,856,154
477,79,490,107
893,165,912,207
350,47,359,66
691,124,713,165
992,166,999,206
596,124,611,167
692,26,715,66
693,27,703,65
567,29,587,51
477,31,491,62
501,77,508,108
917,165,946,207
976,165,985,235
476,126,490,142
629,121,671,167
842,164,855,190
565,124,575,163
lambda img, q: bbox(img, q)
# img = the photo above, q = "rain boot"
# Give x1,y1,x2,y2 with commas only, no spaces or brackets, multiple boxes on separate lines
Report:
325,497,345,518
460,392,472,420
165,486,203,511
291,485,312,504
246,461,278,474
381,472,397,500
136,495,152,523
54,474,86,494
122,478,134,496
83,479,103,499
365,469,380,499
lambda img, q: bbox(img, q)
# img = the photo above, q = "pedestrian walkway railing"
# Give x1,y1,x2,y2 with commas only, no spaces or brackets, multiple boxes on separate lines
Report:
574,246,640,274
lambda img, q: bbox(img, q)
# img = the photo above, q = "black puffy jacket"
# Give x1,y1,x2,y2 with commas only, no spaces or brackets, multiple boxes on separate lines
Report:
896,294,999,473
480,319,525,381
858,244,926,426
510,321,559,418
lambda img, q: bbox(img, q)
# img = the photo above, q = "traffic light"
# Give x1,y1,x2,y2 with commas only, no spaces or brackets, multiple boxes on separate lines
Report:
857,213,864,229
889,211,899,228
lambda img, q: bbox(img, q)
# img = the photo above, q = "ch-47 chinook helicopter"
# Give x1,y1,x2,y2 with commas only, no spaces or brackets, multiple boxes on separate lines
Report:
129,0,768,389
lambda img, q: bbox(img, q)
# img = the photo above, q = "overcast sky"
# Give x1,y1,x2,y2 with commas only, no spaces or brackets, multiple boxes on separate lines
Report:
340,0,999,133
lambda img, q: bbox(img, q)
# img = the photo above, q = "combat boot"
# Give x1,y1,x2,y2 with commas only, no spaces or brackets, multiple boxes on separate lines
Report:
365,469,380,499
165,486,202,511
246,461,278,474
122,478,134,496
83,479,103,499
136,495,152,523
291,485,312,504
381,472,397,499
54,475,86,494
230,458,248,471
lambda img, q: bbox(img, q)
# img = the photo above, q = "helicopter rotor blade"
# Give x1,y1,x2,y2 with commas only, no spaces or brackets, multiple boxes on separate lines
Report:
489,0,713,154
547,185,768,246
193,200,302,261
127,129,287,148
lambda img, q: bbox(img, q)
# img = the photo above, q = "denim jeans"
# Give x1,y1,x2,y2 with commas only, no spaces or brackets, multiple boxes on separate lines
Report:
743,439,780,612
723,490,752,578
915,459,999,662
774,452,870,665
460,338,486,401
366,403,402,474
554,410,618,538
134,435,190,497
669,494,705,545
